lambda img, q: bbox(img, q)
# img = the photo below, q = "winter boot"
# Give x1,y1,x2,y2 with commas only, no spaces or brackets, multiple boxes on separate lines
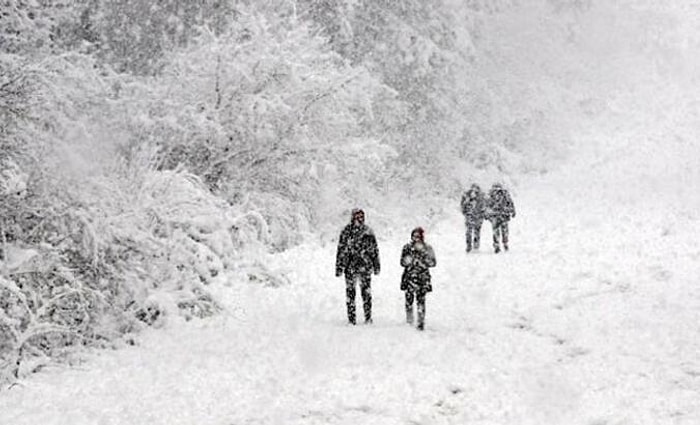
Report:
417,304,425,331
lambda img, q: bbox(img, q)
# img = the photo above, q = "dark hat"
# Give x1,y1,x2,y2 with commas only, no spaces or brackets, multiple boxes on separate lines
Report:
411,227,425,240
350,208,365,222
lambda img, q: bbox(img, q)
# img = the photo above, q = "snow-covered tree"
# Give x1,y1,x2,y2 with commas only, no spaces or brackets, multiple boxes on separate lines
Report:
125,8,396,247
67,0,237,75
1,2,394,384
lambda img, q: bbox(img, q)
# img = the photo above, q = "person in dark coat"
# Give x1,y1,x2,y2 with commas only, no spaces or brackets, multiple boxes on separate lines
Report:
485,183,516,253
400,227,436,331
460,183,486,252
335,208,380,325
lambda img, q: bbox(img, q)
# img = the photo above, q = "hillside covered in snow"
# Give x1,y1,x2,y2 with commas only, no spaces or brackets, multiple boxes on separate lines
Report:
1,1,699,424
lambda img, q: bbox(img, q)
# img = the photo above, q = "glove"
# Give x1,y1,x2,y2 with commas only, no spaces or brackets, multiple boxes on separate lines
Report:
511,212,516,218
373,268,380,276
335,269,343,277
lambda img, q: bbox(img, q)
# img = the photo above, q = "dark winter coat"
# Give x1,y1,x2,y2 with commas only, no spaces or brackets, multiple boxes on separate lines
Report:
335,223,380,276
400,242,436,292
486,187,515,220
460,187,486,222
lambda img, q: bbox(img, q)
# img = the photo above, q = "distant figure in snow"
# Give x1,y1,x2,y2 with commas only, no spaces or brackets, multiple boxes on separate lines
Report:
400,227,436,331
335,208,380,325
485,183,516,253
460,183,486,252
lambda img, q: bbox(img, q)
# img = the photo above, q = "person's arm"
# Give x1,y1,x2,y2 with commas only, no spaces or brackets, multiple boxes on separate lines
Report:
370,232,380,275
507,194,516,217
400,244,412,268
335,228,348,276
411,243,433,269
484,197,493,220
424,245,437,268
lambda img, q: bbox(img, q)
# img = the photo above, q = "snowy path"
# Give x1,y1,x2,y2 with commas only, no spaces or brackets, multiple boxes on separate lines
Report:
2,172,700,425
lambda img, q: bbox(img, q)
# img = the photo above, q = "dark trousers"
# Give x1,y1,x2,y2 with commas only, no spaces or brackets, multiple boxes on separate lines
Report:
405,289,427,329
465,218,483,251
345,273,372,324
491,216,510,251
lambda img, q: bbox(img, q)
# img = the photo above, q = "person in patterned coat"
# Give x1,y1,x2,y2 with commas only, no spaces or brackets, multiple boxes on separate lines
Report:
335,208,380,325
460,183,486,252
400,227,436,331
485,183,516,253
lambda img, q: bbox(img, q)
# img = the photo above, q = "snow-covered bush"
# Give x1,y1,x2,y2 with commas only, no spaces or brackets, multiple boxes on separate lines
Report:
0,153,255,385
0,2,394,385
115,7,396,248
0,51,265,386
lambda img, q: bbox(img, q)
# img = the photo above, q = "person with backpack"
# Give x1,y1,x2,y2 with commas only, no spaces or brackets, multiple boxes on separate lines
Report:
335,208,381,325
485,183,516,253
400,227,436,331
460,183,486,252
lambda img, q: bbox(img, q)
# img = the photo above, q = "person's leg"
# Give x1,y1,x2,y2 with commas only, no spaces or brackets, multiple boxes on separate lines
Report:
492,219,501,253
474,220,482,250
466,221,475,252
502,220,510,251
345,274,357,325
360,273,372,323
465,220,472,252
416,290,427,330
405,290,415,324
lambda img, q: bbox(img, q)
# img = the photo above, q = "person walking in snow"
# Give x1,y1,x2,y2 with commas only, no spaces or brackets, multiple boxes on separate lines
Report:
335,208,381,325
460,183,486,252
485,183,516,253
400,227,436,331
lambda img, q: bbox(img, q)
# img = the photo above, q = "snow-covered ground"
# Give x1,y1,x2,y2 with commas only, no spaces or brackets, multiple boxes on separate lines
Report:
1,136,699,425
